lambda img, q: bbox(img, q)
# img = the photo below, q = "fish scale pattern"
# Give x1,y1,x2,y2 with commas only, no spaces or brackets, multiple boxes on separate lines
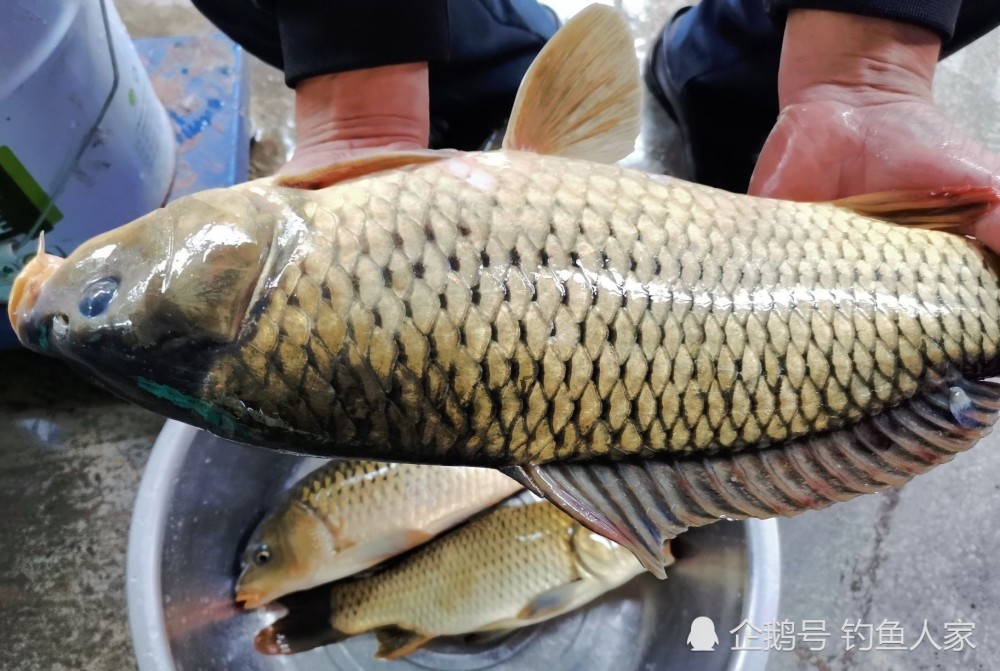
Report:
329,503,584,637
206,152,1000,464
290,460,519,541
236,460,522,607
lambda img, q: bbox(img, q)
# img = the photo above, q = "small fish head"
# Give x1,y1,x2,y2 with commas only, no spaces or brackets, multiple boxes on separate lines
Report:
570,523,647,581
9,188,281,427
235,500,338,608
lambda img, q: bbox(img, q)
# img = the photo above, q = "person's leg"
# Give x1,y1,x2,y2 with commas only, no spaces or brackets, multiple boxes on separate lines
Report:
948,0,1000,55
429,0,559,150
646,0,782,193
191,0,283,71
647,0,1000,193
193,0,557,151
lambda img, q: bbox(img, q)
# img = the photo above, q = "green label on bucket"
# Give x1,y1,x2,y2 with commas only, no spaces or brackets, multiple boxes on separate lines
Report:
0,145,63,243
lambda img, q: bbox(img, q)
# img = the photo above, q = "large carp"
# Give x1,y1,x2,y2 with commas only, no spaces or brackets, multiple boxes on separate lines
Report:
9,5,1000,575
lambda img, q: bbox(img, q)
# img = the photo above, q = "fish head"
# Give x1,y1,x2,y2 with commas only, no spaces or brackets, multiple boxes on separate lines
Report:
570,522,651,582
7,188,281,425
235,500,338,608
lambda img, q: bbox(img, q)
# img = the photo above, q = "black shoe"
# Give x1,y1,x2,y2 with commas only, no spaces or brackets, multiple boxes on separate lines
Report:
644,6,778,193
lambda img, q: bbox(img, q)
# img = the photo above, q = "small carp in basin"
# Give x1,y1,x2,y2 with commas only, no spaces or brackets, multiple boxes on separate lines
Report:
8,4,1000,576
236,460,521,608
254,498,658,660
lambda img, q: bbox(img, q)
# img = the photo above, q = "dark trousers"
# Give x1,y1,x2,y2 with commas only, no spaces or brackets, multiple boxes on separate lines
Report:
664,0,1000,191
194,1,1000,163
425,1,559,149
192,0,558,150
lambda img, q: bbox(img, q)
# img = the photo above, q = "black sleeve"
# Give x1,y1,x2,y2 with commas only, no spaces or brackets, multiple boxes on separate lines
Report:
192,0,451,87
766,0,963,41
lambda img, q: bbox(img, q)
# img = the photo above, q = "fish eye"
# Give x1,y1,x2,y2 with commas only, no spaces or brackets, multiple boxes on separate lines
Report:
254,545,271,565
79,277,119,318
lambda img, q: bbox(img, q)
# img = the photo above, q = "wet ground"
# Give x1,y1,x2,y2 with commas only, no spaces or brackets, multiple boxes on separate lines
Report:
2,1,1000,670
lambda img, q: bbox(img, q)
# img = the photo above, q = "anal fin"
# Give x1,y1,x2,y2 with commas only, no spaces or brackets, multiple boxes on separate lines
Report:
524,375,1000,577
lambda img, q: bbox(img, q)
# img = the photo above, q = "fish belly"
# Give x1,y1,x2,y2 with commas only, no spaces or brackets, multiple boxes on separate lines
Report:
331,503,579,637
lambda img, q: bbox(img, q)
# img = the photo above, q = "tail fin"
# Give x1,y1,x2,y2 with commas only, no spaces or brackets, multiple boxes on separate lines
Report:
254,585,346,655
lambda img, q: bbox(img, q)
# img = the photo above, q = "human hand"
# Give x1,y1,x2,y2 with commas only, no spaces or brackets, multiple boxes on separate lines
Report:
749,10,1000,249
280,62,430,176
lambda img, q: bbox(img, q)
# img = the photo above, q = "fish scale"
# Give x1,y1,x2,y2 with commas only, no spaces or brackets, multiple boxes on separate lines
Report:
332,506,579,633
245,498,655,659
233,460,522,607
13,4,1000,578
330,504,581,638
205,151,1000,466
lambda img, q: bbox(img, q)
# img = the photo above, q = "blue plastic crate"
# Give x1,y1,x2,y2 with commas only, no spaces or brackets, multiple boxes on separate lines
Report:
1,33,252,349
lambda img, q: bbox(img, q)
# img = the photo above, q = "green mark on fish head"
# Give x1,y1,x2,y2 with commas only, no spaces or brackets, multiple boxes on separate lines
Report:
135,376,244,437
36,323,49,351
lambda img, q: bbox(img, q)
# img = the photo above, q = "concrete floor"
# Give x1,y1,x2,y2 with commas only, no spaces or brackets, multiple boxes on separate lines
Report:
2,1,1000,670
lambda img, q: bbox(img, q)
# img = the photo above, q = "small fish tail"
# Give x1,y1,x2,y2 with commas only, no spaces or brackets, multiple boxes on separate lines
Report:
254,586,345,655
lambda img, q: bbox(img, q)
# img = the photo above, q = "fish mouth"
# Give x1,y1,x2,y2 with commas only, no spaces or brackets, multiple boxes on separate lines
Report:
8,246,65,341
235,587,264,610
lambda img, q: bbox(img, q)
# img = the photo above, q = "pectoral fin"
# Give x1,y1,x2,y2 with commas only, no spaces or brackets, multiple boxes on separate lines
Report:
502,4,641,163
366,529,434,562
515,375,1000,577
517,581,589,622
470,581,595,634
274,149,456,190
373,625,434,660
833,186,1000,232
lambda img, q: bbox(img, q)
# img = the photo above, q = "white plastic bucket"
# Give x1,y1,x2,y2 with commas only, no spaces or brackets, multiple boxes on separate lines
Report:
0,0,176,302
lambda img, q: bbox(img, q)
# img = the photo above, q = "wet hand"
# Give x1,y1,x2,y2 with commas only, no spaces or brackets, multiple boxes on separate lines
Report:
280,63,430,176
748,10,1000,249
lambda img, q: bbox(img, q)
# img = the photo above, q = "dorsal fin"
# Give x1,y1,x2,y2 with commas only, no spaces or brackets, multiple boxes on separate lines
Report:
274,149,454,190
833,186,1000,232
502,4,641,163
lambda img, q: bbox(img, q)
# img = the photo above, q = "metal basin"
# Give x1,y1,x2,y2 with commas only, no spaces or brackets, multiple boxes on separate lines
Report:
127,421,781,671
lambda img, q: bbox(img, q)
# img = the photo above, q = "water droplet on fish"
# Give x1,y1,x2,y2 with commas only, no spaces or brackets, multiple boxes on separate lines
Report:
950,386,977,428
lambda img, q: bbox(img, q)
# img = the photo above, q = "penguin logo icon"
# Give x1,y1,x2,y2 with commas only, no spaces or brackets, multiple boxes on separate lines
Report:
687,616,720,651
